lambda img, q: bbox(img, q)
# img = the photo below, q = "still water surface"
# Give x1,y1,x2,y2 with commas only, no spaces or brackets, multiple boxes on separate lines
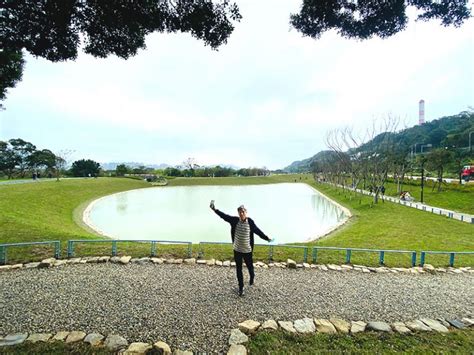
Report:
85,183,347,244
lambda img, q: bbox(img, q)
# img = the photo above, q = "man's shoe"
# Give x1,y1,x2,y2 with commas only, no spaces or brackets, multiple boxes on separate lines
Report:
238,289,244,297
249,278,254,286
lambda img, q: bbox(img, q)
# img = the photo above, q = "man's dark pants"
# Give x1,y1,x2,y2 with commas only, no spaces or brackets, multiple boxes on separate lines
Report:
233,250,254,291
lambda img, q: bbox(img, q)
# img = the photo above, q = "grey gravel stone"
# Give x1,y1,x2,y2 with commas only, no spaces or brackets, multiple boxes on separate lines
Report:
294,318,315,333
278,321,296,333
329,318,350,333
124,342,152,354
26,333,52,342
104,334,128,351
0,333,28,346
65,331,86,343
261,320,278,330
367,321,392,332
314,319,337,333
227,344,247,355
447,319,465,329
84,333,104,346
154,340,172,354
228,329,248,345
405,320,431,332
392,322,411,334
0,263,473,353
462,318,474,327
52,331,70,341
420,318,449,333
23,262,40,269
350,321,366,334
238,320,260,334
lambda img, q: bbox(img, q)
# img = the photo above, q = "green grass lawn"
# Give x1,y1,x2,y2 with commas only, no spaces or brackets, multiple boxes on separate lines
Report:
0,174,472,266
247,329,474,354
382,178,474,214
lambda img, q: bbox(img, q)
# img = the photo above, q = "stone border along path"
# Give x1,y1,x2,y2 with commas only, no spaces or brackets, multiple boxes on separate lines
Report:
327,182,474,224
1,256,473,353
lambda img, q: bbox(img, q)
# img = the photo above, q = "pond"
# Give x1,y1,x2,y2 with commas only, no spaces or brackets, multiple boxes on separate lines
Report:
84,183,348,244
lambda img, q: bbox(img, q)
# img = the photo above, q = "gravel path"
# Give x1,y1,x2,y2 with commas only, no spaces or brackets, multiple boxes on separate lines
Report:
1,264,473,353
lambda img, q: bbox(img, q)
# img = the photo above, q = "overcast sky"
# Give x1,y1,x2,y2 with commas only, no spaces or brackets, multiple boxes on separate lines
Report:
1,0,473,170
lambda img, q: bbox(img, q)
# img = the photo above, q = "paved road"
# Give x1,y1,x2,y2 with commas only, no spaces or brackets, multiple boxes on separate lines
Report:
1,263,472,353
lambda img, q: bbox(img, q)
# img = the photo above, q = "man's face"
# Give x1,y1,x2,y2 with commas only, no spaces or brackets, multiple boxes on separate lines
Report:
238,208,247,221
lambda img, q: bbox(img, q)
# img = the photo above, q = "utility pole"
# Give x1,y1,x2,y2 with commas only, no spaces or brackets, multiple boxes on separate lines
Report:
420,159,425,203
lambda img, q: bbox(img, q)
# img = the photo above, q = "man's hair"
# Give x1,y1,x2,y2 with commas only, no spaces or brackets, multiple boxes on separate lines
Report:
237,205,246,212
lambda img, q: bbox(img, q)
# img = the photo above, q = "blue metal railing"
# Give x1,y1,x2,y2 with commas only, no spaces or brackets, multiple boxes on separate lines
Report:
198,242,309,263
420,251,474,267
67,239,192,258
0,241,60,265
311,246,417,267
1,239,473,268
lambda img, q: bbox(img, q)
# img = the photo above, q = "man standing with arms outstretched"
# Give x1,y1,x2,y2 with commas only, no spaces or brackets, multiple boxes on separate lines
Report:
210,201,273,296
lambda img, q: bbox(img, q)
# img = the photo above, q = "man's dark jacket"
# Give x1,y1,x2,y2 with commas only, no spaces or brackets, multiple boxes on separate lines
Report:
214,209,270,251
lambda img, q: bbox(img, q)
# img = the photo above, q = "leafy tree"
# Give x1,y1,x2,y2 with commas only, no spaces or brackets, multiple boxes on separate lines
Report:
27,149,56,171
70,159,100,177
0,140,19,178
1,1,471,106
7,138,36,177
0,0,241,104
116,164,129,176
0,49,25,109
291,0,470,40
164,167,182,177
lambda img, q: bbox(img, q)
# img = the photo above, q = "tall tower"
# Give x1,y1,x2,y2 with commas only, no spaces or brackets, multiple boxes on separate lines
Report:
419,99,425,125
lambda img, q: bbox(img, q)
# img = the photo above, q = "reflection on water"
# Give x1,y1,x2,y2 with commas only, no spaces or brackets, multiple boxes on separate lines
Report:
87,183,348,243
116,193,128,214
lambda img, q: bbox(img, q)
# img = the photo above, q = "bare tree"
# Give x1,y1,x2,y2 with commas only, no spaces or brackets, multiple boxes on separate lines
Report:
54,149,73,181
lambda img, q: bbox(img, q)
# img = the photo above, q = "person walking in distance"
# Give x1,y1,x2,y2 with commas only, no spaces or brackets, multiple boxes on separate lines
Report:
210,201,273,296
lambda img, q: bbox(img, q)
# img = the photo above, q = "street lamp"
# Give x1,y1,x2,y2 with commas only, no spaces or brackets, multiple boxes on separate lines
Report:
469,131,474,153
419,144,431,204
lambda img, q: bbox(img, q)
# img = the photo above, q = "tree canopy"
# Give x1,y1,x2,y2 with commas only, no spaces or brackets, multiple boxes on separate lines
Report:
0,0,471,105
291,0,470,40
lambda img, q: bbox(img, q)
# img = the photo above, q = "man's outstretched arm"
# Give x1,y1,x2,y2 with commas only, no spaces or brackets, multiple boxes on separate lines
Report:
210,203,234,223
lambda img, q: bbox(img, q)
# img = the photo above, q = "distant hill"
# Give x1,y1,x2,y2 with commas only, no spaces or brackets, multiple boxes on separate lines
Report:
283,111,474,172
283,151,338,173
101,162,171,170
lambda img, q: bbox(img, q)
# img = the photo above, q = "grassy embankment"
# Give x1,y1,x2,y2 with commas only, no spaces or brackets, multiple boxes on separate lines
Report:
0,330,472,355
247,329,474,354
382,178,474,214
0,174,473,266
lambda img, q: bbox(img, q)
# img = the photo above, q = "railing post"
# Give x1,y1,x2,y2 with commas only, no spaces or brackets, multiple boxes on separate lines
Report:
0,246,6,265
345,249,352,264
379,251,385,265
187,243,192,258
449,253,455,267
312,248,318,263
198,243,204,259
112,240,117,256
411,252,417,267
268,245,274,262
67,241,74,258
54,242,60,259
303,247,308,263
151,241,157,257
420,252,425,266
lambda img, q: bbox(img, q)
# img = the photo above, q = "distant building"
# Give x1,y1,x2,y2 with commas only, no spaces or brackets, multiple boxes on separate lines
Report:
419,99,425,125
